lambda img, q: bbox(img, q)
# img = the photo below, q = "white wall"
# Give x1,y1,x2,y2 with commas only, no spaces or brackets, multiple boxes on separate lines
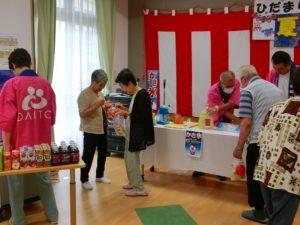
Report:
112,0,128,91
0,0,33,69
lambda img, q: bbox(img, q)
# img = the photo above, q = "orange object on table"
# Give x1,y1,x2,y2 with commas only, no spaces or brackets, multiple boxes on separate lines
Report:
173,114,184,124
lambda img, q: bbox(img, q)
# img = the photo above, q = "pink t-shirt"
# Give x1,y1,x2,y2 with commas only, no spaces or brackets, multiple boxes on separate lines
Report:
0,73,56,149
206,79,240,125
266,68,277,85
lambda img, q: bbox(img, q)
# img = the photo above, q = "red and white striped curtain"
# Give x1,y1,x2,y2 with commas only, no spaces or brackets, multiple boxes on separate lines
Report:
144,11,300,117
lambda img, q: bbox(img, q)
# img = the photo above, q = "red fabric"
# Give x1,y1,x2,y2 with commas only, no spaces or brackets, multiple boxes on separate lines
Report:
144,11,297,116
176,31,192,115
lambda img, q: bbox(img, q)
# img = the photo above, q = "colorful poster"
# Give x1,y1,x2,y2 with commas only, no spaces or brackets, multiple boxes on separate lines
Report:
253,0,300,40
0,35,18,67
274,14,300,47
185,130,202,158
147,70,159,110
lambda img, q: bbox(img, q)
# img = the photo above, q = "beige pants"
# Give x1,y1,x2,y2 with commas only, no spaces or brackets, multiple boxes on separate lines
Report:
124,140,144,191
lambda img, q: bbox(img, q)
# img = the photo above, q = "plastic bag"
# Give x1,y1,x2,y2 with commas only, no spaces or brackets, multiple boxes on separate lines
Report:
113,114,126,137
106,107,117,121
230,158,246,181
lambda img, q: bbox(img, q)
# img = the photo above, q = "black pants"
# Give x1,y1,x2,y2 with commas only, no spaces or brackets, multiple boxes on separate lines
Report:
246,143,265,210
80,132,107,183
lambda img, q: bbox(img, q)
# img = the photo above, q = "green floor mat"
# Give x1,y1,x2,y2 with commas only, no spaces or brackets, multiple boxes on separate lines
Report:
135,204,198,225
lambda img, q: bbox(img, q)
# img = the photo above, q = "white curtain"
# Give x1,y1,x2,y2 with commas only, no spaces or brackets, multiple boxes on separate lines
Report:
52,0,100,147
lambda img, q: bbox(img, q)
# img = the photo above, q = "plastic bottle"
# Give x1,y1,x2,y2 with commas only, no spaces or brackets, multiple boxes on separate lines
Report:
51,142,61,166
198,109,214,129
68,141,80,164
59,141,70,164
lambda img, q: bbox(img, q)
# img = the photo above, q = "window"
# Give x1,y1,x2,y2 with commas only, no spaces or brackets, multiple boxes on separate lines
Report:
52,0,100,146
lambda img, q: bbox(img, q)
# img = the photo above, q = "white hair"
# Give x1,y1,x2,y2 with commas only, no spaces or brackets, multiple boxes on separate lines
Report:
237,65,259,80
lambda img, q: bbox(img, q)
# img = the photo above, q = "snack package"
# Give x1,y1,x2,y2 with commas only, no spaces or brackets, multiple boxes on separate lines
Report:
27,146,36,168
113,114,126,136
35,145,44,167
42,143,52,167
20,146,28,168
0,146,3,172
230,158,246,181
11,150,20,170
3,151,11,171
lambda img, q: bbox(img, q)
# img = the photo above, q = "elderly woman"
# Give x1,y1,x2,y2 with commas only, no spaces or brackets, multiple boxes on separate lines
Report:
115,68,154,197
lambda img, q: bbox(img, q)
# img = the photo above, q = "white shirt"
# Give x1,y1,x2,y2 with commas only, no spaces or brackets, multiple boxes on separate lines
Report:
278,72,290,99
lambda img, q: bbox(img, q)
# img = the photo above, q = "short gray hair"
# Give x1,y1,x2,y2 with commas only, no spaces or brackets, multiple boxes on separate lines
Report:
220,70,235,83
91,69,108,83
237,65,259,80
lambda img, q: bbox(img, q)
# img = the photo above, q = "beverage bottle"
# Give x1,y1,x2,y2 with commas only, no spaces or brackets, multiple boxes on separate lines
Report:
68,141,80,163
60,141,70,164
51,142,61,166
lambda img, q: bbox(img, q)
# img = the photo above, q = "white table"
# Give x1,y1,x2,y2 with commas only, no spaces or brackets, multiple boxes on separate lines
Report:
141,125,239,177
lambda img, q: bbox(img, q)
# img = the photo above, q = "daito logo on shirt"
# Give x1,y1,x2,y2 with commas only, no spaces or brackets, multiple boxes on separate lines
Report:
18,86,51,122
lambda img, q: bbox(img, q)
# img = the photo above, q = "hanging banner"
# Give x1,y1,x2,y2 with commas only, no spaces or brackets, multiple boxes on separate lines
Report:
185,130,202,158
147,70,159,110
274,14,300,47
253,0,300,40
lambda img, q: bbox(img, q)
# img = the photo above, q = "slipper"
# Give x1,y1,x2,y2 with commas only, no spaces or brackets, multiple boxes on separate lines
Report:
122,183,133,190
125,189,148,197
242,210,268,224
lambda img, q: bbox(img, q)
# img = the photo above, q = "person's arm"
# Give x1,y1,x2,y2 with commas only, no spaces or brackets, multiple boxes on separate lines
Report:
116,107,130,117
80,99,104,118
218,102,237,111
223,111,241,124
232,89,253,159
78,91,105,118
233,118,252,159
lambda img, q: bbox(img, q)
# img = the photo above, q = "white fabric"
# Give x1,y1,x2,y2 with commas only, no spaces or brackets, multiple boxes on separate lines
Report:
141,126,239,177
228,30,250,74
158,32,176,112
278,73,290,99
191,31,211,117
52,0,100,148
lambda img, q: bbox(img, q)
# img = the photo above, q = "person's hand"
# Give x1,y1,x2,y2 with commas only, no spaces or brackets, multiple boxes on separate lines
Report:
104,101,113,109
115,102,124,109
115,108,128,117
207,106,219,114
97,98,105,107
233,145,243,159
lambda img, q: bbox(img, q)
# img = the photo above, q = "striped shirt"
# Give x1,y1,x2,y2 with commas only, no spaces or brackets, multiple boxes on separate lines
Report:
239,76,284,143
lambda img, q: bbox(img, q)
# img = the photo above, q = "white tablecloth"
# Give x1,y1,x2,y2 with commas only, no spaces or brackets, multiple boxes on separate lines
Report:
141,125,239,177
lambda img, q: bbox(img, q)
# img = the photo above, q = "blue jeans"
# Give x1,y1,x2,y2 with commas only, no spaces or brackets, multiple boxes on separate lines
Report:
7,172,58,225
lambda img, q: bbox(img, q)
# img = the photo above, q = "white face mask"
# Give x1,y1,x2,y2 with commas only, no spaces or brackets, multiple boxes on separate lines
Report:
223,87,234,94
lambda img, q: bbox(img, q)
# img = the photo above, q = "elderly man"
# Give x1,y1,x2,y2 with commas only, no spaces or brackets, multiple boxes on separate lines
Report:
267,51,297,99
207,70,240,125
254,69,300,225
78,69,111,190
233,65,284,223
